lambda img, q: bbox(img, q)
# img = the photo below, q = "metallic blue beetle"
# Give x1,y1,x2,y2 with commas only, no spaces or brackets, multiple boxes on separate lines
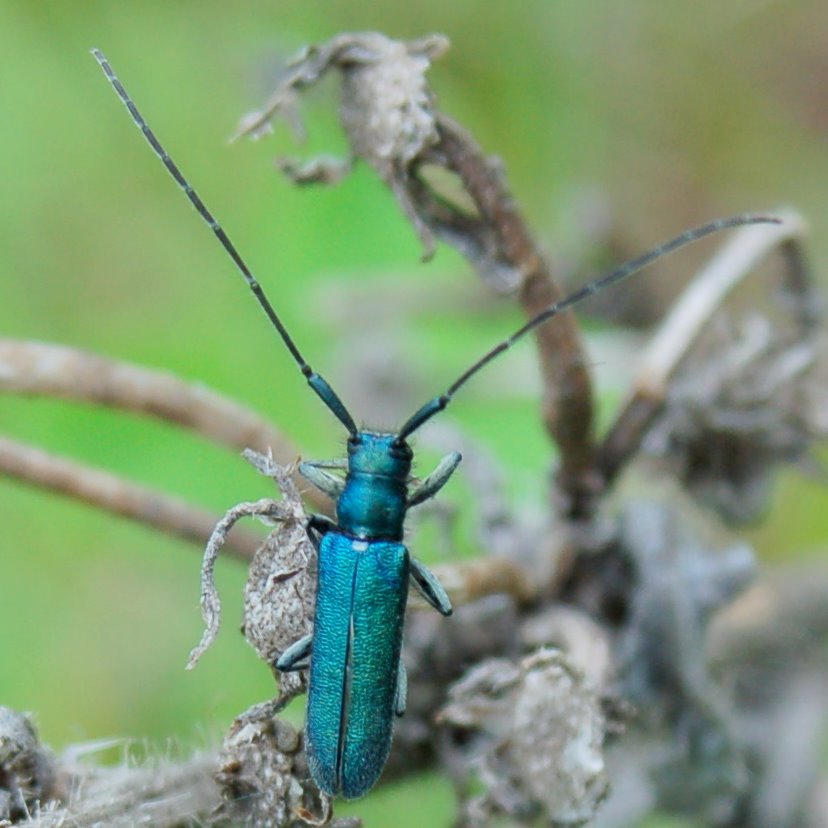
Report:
93,48,777,800
279,431,458,798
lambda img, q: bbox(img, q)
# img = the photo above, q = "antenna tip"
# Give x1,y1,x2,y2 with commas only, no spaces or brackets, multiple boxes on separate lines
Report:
744,213,783,226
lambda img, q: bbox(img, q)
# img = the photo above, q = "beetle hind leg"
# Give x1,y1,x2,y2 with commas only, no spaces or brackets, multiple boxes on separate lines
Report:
276,633,312,672
395,659,408,717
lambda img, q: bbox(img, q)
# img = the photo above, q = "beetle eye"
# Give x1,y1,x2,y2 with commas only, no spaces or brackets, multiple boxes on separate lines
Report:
391,438,412,459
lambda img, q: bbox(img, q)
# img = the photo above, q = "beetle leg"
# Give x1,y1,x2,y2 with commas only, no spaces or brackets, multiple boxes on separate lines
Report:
299,459,346,499
299,458,348,469
395,659,408,717
410,556,453,616
306,513,336,551
277,633,313,672
407,452,462,508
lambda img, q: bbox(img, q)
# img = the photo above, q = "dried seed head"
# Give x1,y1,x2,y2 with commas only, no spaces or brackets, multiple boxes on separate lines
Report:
233,32,450,254
0,707,58,822
216,715,326,828
335,32,448,178
239,452,316,695
188,451,315,701
440,649,608,826
646,315,827,524
236,32,447,177
242,517,316,689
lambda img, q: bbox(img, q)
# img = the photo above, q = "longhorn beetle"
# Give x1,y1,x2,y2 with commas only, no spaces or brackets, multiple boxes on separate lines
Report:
92,48,779,799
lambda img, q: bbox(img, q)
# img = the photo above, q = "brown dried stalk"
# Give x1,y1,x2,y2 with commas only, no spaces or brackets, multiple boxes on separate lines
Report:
416,116,599,518
0,432,539,612
0,435,261,559
0,339,329,512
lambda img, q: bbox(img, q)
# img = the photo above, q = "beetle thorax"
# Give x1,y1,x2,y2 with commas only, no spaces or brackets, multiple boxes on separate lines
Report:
335,432,412,540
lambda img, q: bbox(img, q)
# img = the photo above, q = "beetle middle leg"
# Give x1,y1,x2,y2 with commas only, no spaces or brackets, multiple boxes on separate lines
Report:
410,556,452,616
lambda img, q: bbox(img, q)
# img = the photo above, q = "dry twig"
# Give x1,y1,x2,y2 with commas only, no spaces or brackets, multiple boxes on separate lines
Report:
0,339,330,513
0,434,261,558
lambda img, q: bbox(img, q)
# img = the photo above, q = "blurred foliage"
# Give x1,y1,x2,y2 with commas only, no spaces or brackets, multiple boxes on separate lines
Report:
1,1,827,825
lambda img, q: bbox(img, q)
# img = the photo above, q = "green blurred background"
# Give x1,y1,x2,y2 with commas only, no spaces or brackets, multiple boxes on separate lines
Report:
2,2,827,825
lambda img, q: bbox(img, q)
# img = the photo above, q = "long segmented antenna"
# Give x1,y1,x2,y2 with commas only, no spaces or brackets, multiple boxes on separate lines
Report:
91,49,359,437
397,212,782,440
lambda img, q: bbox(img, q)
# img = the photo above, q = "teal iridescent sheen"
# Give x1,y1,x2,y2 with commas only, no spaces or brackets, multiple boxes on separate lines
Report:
306,533,409,798
336,433,412,540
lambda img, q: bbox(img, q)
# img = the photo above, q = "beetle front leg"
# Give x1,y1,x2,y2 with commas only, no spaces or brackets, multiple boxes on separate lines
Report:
410,556,453,616
299,459,347,499
407,451,462,508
